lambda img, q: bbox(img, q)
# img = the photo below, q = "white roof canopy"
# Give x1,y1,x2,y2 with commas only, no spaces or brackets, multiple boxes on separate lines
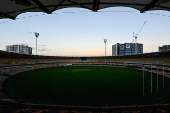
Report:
1,0,170,19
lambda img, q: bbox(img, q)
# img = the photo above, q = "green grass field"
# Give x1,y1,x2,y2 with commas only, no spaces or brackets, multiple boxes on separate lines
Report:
4,66,170,106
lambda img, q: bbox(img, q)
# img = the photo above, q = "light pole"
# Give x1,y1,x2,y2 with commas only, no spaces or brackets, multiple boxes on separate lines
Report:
104,39,107,56
157,60,158,90
163,65,164,88
34,32,39,55
143,66,145,96
151,61,152,93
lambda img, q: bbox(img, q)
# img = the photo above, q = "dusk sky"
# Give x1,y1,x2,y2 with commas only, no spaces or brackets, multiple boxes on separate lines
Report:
0,7,170,56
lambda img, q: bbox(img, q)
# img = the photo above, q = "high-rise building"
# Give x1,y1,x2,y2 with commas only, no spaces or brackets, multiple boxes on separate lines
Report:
6,45,32,55
112,43,143,56
159,45,170,52
112,43,119,56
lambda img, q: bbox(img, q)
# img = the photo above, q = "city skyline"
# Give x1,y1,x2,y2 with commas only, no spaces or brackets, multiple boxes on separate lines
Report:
0,7,170,56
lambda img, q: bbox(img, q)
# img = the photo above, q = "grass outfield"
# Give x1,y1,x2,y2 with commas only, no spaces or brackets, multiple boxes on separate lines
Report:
4,66,170,106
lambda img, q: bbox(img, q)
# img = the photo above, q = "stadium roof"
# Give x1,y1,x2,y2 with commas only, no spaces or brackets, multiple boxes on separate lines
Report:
1,0,170,20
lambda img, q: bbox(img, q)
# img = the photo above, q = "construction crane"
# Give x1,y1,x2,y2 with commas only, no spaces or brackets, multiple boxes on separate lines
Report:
133,21,146,54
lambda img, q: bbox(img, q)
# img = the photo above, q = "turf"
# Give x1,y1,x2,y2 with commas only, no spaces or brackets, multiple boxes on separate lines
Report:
4,66,170,106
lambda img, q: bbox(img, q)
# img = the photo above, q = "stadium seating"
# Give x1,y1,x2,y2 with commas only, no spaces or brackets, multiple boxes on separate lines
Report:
0,50,170,111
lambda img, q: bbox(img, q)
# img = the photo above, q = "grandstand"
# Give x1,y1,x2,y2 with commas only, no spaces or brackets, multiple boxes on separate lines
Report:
0,50,170,112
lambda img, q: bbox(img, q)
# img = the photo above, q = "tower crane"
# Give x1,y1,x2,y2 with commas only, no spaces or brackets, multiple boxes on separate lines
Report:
133,21,146,54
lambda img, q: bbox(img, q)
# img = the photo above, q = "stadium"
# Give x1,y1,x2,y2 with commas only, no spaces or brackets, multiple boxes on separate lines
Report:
1,0,170,113
1,50,170,112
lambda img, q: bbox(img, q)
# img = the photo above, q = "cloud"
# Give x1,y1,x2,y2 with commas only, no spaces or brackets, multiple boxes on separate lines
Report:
41,45,46,46
38,48,51,51
13,43,28,46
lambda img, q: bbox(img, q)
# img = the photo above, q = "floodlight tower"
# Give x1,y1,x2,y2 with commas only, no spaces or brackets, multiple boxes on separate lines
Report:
133,32,138,54
34,32,39,55
104,39,107,56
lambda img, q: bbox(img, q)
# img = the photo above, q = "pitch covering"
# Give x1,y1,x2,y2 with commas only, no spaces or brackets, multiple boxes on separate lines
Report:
1,0,170,20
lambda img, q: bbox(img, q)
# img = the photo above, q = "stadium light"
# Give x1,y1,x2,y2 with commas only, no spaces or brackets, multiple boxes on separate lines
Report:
34,32,39,55
104,39,107,56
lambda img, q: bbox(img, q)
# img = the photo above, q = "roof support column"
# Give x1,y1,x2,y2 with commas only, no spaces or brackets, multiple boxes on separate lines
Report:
140,0,158,13
0,12,15,19
32,0,51,14
51,0,66,13
93,0,100,11
66,0,93,11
